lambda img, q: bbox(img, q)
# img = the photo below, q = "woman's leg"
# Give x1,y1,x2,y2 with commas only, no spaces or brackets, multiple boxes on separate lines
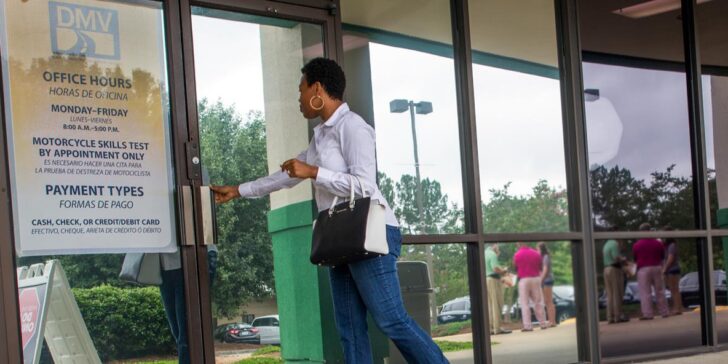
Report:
348,227,447,364
667,274,682,314
329,264,372,364
160,268,190,364
543,285,556,326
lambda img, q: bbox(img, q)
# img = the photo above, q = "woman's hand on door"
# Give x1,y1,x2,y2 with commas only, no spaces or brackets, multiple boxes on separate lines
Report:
210,185,240,204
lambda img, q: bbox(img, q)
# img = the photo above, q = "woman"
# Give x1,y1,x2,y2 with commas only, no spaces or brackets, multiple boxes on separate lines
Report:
211,58,447,364
662,234,682,315
538,242,556,327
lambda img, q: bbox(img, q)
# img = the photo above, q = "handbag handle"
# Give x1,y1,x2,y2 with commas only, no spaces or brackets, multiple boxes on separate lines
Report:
329,175,369,214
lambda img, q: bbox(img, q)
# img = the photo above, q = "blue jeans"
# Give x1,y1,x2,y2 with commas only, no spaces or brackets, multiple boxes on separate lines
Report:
160,250,218,364
329,226,448,364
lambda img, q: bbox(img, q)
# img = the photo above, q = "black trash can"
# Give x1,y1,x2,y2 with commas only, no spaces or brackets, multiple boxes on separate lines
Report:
388,261,434,364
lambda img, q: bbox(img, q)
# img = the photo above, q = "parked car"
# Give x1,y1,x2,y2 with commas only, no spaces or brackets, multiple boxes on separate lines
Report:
437,285,576,326
251,315,280,345
507,285,576,324
437,296,470,324
213,323,239,342
679,270,727,307
223,323,260,344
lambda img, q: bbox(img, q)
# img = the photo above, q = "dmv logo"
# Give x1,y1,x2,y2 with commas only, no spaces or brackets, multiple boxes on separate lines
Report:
48,2,120,60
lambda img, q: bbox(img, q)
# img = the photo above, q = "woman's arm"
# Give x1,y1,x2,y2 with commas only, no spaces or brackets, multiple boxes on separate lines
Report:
540,255,550,281
212,150,307,204
663,251,676,274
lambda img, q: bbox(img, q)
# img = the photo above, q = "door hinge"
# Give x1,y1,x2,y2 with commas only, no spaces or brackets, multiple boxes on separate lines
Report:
327,2,337,16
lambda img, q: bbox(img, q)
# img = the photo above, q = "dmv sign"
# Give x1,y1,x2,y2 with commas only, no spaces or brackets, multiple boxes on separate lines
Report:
48,1,120,60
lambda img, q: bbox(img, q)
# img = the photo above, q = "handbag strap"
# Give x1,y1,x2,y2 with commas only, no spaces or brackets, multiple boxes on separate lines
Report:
329,175,369,213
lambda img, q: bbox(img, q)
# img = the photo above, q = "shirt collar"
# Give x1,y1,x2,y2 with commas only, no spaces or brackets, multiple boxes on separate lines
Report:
320,103,349,128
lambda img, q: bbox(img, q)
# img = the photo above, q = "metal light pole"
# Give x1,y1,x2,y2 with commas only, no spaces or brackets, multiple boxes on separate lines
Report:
390,99,437,326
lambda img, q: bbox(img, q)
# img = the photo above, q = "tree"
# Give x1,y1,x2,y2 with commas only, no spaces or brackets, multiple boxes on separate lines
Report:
481,181,572,285
198,99,275,317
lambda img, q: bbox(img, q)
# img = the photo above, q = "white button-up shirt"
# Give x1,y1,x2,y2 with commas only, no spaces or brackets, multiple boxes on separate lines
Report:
238,103,398,226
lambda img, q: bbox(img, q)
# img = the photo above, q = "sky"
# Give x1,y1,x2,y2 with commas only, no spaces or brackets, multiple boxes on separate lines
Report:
190,13,717,209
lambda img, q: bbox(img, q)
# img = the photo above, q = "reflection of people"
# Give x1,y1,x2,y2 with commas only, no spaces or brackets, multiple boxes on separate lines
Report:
513,243,549,331
485,244,511,335
538,242,556,327
662,231,682,315
603,238,629,323
633,223,669,320
210,58,447,363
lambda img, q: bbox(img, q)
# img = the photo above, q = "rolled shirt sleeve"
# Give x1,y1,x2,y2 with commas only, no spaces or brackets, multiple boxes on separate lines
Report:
237,150,306,198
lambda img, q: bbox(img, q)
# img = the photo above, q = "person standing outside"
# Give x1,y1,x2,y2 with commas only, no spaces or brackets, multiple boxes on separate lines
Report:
538,242,557,327
211,58,447,363
662,233,683,315
603,238,629,323
485,243,511,335
513,243,549,331
633,223,669,320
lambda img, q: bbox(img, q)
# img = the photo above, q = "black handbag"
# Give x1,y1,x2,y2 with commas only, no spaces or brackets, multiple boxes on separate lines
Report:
310,176,387,266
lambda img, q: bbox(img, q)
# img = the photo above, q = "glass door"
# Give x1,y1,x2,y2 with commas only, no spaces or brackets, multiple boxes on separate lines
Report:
0,0,198,363
181,1,337,361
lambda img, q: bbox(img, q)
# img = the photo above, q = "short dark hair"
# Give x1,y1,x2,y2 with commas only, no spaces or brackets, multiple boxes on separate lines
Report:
301,57,345,100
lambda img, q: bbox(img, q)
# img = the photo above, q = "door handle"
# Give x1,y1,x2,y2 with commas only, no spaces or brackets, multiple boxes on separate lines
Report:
200,186,215,246
182,185,195,246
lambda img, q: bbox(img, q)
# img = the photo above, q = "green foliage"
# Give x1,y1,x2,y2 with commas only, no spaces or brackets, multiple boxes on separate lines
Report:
481,181,573,285
234,358,283,364
198,99,275,317
394,175,463,234
72,285,175,361
590,164,694,231
433,340,473,352
252,345,281,356
431,320,471,337
482,180,569,233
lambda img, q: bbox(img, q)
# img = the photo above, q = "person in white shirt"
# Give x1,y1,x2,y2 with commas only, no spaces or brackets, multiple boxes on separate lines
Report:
211,58,447,364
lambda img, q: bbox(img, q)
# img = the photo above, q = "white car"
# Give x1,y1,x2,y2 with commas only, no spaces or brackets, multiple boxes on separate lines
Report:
251,314,280,345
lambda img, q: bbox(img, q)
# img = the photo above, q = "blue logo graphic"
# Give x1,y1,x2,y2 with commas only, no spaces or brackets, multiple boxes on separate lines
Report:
48,2,120,60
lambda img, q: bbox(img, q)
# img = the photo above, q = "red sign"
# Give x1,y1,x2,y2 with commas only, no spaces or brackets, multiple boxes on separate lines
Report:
18,287,40,350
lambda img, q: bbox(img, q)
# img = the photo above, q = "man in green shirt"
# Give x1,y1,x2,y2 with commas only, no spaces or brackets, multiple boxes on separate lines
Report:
603,239,628,323
485,244,511,334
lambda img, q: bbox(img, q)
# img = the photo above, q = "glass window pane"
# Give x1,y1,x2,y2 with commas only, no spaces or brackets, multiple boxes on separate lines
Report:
484,241,578,363
191,7,324,359
398,243,474,362
2,0,180,361
597,238,703,358
579,1,695,231
699,0,728,229
469,0,570,233
341,0,464,235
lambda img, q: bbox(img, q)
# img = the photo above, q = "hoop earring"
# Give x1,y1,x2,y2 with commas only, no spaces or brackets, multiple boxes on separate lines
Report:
309,95,325,111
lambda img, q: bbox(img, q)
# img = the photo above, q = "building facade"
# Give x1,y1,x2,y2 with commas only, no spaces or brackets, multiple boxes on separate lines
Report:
1,0,727,363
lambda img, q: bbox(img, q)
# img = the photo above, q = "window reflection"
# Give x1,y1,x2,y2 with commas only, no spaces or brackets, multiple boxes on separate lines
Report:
341,0,464,235
584,63,695,231
469,0,569,234
698,0,728,229
597,237,702,357
398,244,474,362
483,241,578,364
